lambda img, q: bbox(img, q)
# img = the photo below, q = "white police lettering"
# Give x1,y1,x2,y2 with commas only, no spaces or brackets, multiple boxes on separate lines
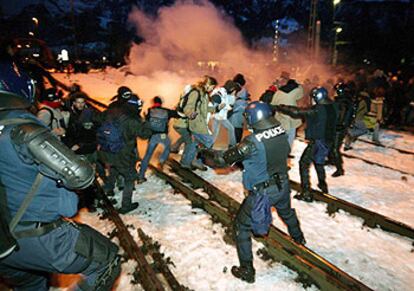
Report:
255,126,285,142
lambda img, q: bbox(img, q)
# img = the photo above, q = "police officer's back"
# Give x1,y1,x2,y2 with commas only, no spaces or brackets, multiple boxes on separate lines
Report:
200,101,304,283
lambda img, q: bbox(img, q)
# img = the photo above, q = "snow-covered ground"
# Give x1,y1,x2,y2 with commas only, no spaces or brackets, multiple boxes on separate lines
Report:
48,72,414,290
52,129,413,291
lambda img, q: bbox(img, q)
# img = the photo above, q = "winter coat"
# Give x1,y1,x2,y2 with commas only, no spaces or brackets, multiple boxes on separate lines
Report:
211,87,235,121
270,81,303,131
97,105,152,170
184,89,210,135
65,106,98,155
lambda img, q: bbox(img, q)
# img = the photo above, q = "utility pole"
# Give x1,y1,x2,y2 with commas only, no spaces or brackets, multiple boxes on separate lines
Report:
307,0,318,60
331,0,342,66
70,0,79,60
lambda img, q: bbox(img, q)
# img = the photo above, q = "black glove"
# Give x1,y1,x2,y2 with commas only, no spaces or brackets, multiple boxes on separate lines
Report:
199,149,226,168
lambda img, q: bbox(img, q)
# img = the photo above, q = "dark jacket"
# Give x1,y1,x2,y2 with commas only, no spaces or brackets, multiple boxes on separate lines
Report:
145,105,179,134
0,109,78,222
65,106,98,155
334,96,354,131
276,102,337,143
242,122,290,191
97,104,152,169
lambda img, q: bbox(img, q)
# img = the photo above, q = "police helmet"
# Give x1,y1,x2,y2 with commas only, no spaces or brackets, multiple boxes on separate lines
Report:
334,82,349,97
117,86,132,99
244,101,278,130
0,61,35,110
310,87,328,104
127,94,143,110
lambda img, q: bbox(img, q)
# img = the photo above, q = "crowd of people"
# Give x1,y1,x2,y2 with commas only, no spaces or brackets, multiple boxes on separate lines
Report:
1,47,414,289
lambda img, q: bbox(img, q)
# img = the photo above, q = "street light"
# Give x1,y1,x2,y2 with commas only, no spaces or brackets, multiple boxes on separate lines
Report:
31,17,39,37
332,26,343,66
331,0,342,65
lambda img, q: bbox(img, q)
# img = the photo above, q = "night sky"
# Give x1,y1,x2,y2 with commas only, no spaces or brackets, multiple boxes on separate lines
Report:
0,0,413,68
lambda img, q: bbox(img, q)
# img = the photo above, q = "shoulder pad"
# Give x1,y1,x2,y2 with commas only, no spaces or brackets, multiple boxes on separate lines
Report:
10,123,48,145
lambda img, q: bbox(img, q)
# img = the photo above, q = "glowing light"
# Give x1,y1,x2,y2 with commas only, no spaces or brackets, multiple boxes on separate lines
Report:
336,27,342,33
28,31,34,36
333,0,341,6
32,17,39,26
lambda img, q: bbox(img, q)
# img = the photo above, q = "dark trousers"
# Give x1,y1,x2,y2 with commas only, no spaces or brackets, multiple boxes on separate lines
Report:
299,142,327,191
0,221,119,291
329,130,346,172
104,165,136,208
234,179,303,264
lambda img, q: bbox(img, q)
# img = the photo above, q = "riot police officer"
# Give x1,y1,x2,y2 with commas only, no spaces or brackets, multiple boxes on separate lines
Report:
0,59,121,290
329,83,354,177
201,101,305,283
274,87,337,201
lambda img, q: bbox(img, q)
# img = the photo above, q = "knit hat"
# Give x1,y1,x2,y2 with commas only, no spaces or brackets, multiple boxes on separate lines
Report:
233,73,246,86
153,96,163,105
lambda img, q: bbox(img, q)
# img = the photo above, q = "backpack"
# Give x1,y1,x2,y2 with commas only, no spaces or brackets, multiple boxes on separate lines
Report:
38,107,67,129
97,118,125,153
176,88,200,118
148,107,169,132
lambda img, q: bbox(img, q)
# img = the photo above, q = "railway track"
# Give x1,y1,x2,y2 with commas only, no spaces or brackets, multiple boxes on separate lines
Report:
356,137,414,156
296,136,414,176
149,159,373,291
289,180,414,241
93,180,190,291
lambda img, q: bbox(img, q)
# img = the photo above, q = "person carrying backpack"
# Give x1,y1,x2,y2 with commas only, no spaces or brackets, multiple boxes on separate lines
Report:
97,94,152,214
36,87,69,139
137,96,179,183
173,75,218,170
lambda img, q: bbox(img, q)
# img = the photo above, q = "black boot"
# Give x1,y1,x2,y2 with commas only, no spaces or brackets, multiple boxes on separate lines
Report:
294,190,314,202
293,236,307,245
317,181,328,193
118,181,138,214
118,202,139,214
191,161,207,171
331,169,344,177
231,261,255,283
